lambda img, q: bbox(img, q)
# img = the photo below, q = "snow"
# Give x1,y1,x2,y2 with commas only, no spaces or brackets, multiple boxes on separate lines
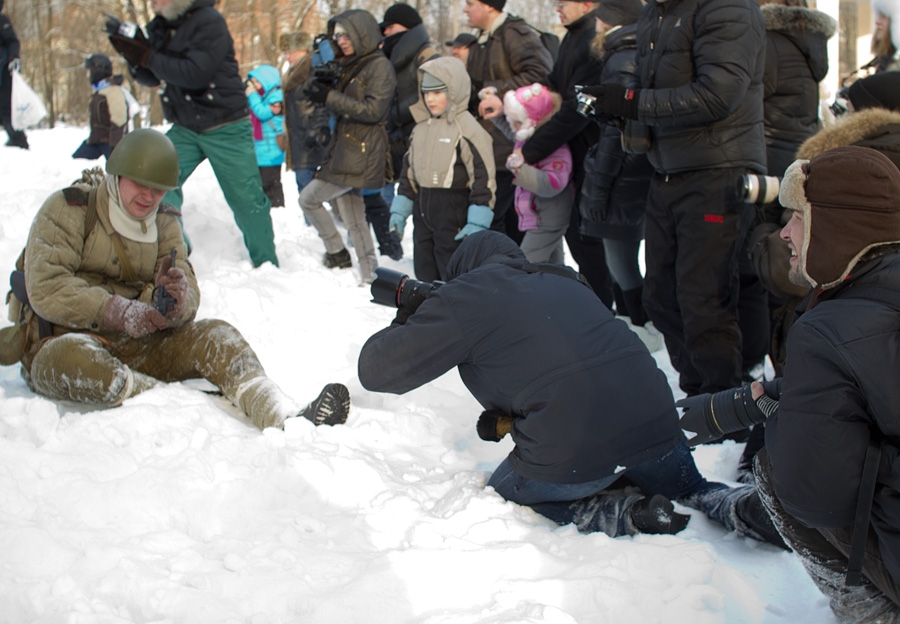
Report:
0,127,836,623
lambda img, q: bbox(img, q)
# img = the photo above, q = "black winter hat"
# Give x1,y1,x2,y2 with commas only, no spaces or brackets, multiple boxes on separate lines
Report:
85,54,113,84
478,0,506,12
380,4,422,31
445,33,477,48
596,0,644,26
848,71,900,112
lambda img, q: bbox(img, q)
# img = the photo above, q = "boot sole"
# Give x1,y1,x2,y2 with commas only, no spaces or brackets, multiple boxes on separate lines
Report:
301,383,350,426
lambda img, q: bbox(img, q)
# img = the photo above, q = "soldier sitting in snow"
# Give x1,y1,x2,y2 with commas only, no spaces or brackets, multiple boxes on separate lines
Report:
1,128,349,430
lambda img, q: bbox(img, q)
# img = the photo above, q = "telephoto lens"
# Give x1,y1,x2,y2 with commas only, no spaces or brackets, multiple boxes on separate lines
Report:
739,174,781,205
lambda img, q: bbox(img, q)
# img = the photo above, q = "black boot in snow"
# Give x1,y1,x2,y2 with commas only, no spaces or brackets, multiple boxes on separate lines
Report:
735,489,790,550
298,383,350,426
630,495,691,535
323,248,352,269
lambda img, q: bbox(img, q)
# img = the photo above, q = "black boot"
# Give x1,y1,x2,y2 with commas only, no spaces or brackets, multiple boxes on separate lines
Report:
630,495,691,535
364,193,402,260
323,248,352,269
622,286,650,327
735,489,790,550
298,383,350,426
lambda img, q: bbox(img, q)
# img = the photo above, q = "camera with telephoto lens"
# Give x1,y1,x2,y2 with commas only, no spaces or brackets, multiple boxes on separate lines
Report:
676,378,782,446
104,14,138,38
370,267,443,312
829,86,852,118
574,85,598,118
313,60,342,85
738,174,782,205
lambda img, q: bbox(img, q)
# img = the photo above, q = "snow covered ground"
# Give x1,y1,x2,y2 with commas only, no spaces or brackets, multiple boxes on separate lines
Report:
0,127,836,623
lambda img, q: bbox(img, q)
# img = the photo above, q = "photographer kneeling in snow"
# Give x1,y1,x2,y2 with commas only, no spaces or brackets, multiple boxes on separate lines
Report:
358,230,781,543
1,129,348,430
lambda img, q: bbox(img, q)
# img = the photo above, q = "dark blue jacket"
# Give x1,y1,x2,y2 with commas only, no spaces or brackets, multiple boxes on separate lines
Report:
767,253,900,584
358,231,682,484
132,0,248,132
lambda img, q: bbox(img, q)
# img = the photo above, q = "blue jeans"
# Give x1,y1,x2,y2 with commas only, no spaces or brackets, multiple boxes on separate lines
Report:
488,440,748,535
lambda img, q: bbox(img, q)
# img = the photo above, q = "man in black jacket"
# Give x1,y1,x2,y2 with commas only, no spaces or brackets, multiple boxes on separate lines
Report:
107,0,278,268
0,0,27,150
583,0,767,397
754,147,900,622
358,230,782,544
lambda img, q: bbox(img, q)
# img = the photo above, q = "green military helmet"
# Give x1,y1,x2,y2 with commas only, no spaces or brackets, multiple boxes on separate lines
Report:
106,128,180,190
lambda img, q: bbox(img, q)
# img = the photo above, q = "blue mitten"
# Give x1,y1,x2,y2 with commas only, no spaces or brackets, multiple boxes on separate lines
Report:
389,194,414,239
454,205,493,241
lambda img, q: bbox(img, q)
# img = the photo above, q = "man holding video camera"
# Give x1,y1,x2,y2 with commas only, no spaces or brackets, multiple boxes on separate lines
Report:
679,146,900,621
358,230,782,544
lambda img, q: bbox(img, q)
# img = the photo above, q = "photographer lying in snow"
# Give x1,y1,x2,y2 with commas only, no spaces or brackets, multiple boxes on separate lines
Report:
678,146,900,623
358,230,782,544
1,129,348,431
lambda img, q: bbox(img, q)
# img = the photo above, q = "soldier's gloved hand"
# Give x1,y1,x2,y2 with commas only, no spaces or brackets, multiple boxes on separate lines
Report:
578,83,641,120
103,294,168,338
454,205,493,241
155,254,188,319
389,194,414,239
476,409,515,442
109,34,154,67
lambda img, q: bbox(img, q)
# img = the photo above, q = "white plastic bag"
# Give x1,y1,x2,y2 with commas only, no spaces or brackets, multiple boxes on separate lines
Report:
10,69,47,130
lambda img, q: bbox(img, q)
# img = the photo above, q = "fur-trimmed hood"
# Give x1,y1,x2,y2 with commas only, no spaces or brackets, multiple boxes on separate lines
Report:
157,0,209,23
797,108,900,160
761,4,836,81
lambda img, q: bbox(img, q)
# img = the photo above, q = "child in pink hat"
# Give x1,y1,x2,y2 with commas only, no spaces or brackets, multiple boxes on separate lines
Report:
502,83,574,263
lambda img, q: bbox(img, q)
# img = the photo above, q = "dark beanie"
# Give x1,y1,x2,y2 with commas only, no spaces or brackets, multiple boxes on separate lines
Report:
380,3,422,31
848,72,900,112
478,0,506,12
779,146,900,289
596,0,644,26
85,54,113,84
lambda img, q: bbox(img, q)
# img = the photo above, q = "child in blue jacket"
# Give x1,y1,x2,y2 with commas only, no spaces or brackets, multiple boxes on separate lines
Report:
246,64,286,207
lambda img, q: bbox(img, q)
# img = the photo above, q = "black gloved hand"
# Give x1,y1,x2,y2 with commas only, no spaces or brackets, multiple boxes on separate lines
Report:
476,409,515,442
109,34,154,67
305,81,331,105
578,83,641,120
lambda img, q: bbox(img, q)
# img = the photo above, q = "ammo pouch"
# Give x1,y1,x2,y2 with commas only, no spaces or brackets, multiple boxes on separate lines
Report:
622,120,651,155
1,252,44,366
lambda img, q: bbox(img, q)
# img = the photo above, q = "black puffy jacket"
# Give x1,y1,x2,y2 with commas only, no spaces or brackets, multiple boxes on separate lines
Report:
761,4,835,177
767,253,900,585
580,26,653,242
132,0,248,132
634,0,767,175
358,231,683,484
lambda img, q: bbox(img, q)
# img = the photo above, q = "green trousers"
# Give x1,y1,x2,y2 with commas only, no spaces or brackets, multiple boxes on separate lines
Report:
25,320,296,430
163,120,279,268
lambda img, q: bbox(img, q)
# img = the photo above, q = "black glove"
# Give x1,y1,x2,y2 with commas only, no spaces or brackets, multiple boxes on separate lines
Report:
578,83,641,120
476,409,515,442
305,81,331,105
109,34,154,67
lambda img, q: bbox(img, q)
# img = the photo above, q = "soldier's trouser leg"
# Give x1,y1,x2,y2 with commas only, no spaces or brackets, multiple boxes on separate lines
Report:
111,319,296,430
28,333,156,406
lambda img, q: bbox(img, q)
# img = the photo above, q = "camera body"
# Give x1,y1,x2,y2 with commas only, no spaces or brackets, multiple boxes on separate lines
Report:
313,61,342,86
370,267,442,312
574,85,597,118
829,86,852,118
104,14,139,38
739,174,782,205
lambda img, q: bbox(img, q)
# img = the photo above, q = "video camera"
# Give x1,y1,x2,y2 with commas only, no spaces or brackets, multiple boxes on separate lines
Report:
574,85,598,118
738,174,782,205
104,14,140,39
370,267,443,313
313,60,342,86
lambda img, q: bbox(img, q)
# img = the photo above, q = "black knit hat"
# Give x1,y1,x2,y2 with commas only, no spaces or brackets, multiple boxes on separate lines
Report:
848,71,900,112
85,54,113,84
478,0,506,12
445,33,477,48
596,0,644,26
380,3,422,31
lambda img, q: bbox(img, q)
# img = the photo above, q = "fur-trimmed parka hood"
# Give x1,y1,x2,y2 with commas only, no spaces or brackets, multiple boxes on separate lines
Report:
761,4,836,81
797,108,900,160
